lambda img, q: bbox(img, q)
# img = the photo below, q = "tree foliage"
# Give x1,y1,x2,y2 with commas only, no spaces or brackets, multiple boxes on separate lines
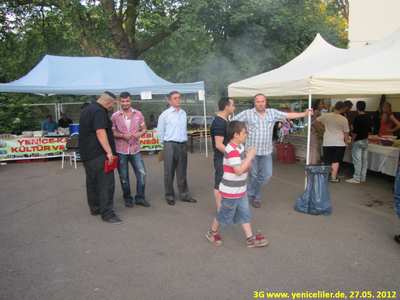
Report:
0,0,348,103
0,96,41,134
327,0,349,23
142,0,348,99
4,0,184,59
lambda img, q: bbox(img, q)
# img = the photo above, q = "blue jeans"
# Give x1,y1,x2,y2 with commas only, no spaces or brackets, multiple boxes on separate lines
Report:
117,152,146,203
216,194,251,227
351,140,368,181
248,154,273,202
394,165,400,219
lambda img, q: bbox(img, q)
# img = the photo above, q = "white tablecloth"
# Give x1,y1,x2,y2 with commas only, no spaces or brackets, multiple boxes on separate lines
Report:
343,143,399,177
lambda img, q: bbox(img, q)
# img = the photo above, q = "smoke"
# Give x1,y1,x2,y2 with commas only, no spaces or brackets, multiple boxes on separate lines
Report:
199,29,275,99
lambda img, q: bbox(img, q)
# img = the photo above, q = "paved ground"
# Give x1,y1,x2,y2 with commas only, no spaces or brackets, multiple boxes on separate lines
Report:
1,146,400,300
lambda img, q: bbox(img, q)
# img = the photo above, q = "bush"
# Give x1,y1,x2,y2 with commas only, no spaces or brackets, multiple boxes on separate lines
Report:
0,96,41,134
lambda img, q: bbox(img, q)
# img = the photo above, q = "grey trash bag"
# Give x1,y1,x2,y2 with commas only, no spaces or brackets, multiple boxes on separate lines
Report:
295,164,333,215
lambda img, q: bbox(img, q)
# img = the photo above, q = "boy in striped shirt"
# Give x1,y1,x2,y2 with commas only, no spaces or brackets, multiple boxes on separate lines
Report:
206,121,269,248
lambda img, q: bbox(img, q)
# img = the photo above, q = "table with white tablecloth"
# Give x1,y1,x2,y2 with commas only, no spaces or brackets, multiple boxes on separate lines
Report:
343,143,399,177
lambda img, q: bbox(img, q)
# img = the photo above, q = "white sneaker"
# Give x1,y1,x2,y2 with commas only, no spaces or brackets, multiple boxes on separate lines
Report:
346,178,360,184
360,179,366,182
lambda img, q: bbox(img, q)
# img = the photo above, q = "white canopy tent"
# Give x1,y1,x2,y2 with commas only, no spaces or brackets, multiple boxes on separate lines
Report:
228,27,400,99
228,27,400,172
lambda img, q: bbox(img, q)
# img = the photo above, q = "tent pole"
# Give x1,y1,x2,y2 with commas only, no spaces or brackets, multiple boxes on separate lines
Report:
305,94,312,189
204,97,208,157
57,103,61,122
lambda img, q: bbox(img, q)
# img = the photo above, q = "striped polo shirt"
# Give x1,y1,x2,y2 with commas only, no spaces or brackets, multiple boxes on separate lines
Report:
219,142,248,199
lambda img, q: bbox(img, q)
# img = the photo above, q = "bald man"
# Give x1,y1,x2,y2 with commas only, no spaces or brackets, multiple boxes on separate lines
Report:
79,92,122,224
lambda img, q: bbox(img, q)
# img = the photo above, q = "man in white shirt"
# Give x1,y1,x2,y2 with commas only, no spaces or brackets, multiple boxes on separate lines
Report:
314,101,349,183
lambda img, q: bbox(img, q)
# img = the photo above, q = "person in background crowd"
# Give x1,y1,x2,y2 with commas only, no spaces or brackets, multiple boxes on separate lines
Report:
82,102,90,110
335,100,353,178
147,114,157,130
394,153,400,244
210,97,235,211
346,101,371,184
58,112,73,129
314,101,349,183
279,119,293,143
41,115,58,133
343,100,353,117
309,99,324,164
111,92,150,208
273,122,282,144
157,91,196,206
79,91,122,224
380,102,400,136
291,118,298,133
291,118,305,133
233,94,313,208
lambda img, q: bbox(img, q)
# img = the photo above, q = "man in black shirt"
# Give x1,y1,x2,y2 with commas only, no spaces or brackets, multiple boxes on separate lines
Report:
346,101,372,184
58,112,73,128
210,97,235,211
79,91,122,224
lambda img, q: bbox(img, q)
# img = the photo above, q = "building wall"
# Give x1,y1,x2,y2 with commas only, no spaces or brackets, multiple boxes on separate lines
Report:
349,0,400,49
347,0,400,114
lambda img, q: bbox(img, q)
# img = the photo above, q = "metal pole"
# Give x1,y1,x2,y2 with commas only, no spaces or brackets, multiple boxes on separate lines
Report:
203,97,208,158
305,94,312,189
57,103,60,121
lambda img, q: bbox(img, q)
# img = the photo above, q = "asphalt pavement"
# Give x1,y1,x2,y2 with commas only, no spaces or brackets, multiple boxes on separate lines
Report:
1,147,399,300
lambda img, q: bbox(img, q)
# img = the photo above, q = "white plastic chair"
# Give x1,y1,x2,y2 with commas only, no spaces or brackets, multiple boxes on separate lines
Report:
61,136,78,169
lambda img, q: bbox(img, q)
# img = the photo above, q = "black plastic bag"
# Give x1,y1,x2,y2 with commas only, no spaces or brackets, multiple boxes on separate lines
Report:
295,164,333,215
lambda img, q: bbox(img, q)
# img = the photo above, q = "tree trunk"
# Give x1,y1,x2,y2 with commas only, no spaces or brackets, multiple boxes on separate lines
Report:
101,0,135,59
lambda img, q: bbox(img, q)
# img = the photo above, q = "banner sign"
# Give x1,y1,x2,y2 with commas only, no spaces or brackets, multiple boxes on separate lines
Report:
0,137,67,159
0,131,163,160
140,131,163,151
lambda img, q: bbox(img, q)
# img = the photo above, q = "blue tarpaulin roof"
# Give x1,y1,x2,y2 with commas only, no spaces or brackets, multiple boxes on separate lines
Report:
0,55,204,96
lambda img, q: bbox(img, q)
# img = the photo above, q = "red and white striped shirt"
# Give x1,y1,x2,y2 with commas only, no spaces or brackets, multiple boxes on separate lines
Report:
219,142,248,198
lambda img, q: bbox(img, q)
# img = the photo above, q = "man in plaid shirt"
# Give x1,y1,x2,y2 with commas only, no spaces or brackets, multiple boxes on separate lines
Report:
233,94,313,208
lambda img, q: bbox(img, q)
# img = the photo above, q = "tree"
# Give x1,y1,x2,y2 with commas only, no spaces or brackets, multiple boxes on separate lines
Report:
173,0,348,99
0,4,87,82
5,0,186,60
1,0,348,103
0,95,41,134
327,0,349,24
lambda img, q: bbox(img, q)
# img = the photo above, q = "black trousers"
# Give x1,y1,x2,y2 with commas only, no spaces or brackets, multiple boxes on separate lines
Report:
82,154,116,220
163,141,189,201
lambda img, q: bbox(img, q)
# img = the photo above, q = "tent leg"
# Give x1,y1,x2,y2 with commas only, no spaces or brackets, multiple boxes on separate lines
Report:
305,94,312,189
203,97,208,158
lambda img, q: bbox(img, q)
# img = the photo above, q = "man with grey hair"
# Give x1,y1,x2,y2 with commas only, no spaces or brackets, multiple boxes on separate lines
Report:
79,91,122,224
157,91,196,206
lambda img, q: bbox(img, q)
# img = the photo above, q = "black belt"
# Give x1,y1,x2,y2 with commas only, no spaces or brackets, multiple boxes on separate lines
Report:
165,141,186,144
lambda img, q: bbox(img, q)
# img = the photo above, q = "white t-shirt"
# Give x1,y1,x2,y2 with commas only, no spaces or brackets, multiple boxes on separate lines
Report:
317,113,349,147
